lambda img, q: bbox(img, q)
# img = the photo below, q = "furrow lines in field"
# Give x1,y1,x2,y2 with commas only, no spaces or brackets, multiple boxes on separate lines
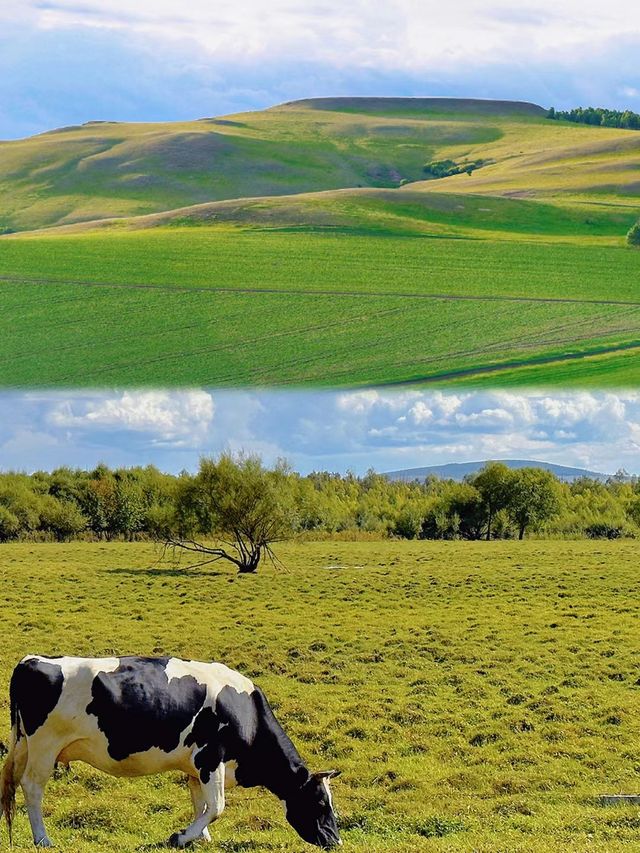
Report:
43,303,408,384
3,273,640,308
40,301,635,386
369,307,625,371
288,305,640,385
204,303,592,385
186,300,540,384
429,308,640,361
0,306,218,365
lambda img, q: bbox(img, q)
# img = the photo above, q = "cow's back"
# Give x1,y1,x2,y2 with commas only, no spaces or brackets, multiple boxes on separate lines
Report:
11,655,256,776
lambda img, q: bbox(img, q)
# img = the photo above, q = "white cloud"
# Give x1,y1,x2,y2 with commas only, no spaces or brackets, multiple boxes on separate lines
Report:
408,401,433,424
48,390,214,444
336,390,380,415
10,0,640,71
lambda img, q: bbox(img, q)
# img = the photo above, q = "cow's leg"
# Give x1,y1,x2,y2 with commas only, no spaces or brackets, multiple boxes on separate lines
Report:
169,764,225,848
21,758,55,847
187,775,211,842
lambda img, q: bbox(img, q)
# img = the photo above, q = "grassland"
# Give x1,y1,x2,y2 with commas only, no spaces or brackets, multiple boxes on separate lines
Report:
1,540,640,851
2,227,640,386
2,97,639,234
1,96,639,387
0,98,542,234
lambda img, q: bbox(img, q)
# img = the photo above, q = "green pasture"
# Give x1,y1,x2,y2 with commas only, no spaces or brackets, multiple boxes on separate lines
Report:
1,540,640,851
1,96,639,387
1,227,640,386
3,225,640,300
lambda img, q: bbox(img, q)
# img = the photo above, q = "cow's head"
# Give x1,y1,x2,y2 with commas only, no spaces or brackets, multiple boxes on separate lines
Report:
284,770,342,848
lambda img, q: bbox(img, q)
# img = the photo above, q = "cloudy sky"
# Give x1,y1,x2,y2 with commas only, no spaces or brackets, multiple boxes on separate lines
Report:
1,389,638,476
1,0,639,138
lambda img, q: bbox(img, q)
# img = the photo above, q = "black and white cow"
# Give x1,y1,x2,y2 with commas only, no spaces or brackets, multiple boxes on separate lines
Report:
0,655,341,848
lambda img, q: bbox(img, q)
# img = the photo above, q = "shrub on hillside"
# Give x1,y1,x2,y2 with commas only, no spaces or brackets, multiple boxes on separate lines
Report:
627,221,640,247
423,158,485,179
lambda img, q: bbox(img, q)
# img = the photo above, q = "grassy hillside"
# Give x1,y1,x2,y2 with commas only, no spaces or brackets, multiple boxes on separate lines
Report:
41,189,637,244
0,98,511,233
2,96,638,235
1,97,639,387
1,540,640,851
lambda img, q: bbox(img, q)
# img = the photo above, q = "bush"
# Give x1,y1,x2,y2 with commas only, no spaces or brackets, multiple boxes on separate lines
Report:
40,499,88,542
585,523,623,539
422,159,485,179
394,507,423,539
165,454,296,573
0,505,20,541
627,221,640,247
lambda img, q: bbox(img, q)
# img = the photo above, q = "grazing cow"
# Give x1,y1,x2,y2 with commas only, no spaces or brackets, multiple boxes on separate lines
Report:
0,655,341,849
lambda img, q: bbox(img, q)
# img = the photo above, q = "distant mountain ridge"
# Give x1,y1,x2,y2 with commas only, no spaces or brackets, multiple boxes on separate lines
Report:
384,459,612,482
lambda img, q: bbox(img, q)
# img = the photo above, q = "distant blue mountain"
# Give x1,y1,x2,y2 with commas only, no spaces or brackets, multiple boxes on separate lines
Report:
384,459,612,482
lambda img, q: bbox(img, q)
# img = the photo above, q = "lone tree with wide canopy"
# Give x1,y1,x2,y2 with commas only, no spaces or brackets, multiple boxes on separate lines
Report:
160,453,296,573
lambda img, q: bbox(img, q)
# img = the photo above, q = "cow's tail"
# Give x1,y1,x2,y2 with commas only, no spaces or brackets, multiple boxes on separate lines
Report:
1,676,24,846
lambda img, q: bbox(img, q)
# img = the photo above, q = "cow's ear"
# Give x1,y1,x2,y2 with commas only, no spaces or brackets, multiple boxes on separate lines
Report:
314,769,341,780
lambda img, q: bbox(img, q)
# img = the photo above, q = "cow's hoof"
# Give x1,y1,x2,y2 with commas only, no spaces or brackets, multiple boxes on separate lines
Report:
35,839,54,848
168,833,193,849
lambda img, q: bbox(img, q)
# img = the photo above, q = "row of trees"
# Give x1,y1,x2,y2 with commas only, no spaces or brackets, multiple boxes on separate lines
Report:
1,457,640,570
547,106,640,130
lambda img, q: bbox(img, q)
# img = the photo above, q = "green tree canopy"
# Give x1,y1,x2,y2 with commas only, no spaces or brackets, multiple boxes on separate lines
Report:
164,453,296,573
471,462,515,540
507,467,561,539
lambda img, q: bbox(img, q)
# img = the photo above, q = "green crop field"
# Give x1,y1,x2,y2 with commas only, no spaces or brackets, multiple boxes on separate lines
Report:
1,97,639,387
1,540,639,851
2,227,640,386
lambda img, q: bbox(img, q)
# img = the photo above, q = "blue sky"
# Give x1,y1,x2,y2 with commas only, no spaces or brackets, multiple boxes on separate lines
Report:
1,390,638,476
1,1,639,138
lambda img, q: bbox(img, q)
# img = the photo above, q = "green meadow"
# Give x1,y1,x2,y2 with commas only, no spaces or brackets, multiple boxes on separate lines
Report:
1,97,639,387
2,227,640,386
1,540,640,851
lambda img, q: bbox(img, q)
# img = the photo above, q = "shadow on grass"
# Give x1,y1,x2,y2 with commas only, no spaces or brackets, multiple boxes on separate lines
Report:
106,566,228,578
137,840,278,851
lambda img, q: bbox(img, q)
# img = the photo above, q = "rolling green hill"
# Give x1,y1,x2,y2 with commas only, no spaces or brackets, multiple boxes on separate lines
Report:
1,97,639,387
0,97,510,233
3,96,638,235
